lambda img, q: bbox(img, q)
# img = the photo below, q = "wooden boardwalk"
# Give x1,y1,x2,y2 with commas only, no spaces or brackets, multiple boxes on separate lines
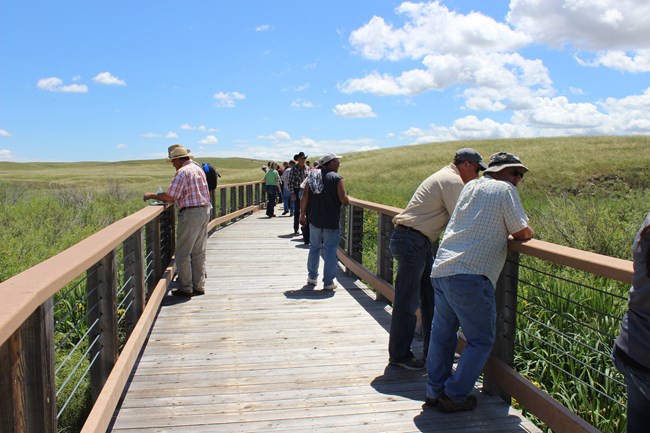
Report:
108,211,541,432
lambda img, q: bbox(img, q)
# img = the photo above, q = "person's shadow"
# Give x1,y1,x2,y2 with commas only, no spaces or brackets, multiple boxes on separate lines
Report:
284,284,335,300
370,364,428,400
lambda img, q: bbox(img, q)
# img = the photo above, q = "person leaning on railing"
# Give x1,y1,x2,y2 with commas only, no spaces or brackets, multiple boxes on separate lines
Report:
387,148,487,372
613,212,650,433
424,151,534,413
143,144,211,297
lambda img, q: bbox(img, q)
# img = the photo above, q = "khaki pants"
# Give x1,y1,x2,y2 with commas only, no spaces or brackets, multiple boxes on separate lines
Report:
176,207,209,293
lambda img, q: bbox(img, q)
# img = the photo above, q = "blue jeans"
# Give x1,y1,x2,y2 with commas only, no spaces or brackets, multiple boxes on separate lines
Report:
613,346,650,432
388,227,435,362
307,224,340,286
283,186,293,213
426,274,496,403
265,185,277,216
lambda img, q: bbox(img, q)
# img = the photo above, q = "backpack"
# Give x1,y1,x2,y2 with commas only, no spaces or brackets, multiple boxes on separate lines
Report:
201,162,220,191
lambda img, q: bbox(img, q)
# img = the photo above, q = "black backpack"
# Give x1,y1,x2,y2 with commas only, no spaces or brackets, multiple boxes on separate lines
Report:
201,162,220,191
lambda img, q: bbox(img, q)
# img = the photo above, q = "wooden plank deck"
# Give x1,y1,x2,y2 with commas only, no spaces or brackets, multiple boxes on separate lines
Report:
108,210,541,432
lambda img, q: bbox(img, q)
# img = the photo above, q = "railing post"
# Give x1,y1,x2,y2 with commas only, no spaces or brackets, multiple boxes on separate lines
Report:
124,230,145,337
220,189,228,227
484,250,520,402
145,218,162,293
238,185,245,211
209,190,216,221
254,183,261,206
376,213,393,303
87,251,118,403
160,206,175,268
0,299,56,433
230,187,237,216
346,205,364,276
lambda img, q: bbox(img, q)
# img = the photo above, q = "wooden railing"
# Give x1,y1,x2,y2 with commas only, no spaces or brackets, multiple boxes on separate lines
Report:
0,181,263,433
337,196,633,433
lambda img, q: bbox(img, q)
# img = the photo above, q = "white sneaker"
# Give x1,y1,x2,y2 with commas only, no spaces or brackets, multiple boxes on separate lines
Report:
307,278,318,286
323,283,337,291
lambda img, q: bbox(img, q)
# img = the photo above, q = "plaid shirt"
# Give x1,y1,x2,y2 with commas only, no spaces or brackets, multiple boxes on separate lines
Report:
286,164,308,191
431,176,529,287
166,160,210,209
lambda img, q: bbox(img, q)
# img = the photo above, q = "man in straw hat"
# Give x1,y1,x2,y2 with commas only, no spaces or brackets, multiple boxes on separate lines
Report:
144,145,211,297
424,151,533,412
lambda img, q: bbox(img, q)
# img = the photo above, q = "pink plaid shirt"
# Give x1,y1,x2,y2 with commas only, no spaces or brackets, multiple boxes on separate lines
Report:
166,160,210,209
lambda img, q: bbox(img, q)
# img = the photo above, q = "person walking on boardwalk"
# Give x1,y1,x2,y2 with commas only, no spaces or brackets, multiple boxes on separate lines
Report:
388,148,487,371
287,151,309,237
425,151,534,412
299,153,349,290
613,212,650,433
264,161,282,218
143,145,211,297
281,160,295,216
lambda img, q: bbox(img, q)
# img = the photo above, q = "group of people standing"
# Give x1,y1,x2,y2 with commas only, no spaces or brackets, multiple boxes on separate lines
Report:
388,148,534,413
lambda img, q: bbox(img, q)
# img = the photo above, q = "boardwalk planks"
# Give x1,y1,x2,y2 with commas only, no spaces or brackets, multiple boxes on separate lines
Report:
108,211,540,433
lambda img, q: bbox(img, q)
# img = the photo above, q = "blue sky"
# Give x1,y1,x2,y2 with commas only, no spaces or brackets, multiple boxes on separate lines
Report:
2,0,650,162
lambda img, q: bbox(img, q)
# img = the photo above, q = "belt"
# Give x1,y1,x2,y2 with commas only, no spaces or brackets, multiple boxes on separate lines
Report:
179,205,208,212
396,224,426,238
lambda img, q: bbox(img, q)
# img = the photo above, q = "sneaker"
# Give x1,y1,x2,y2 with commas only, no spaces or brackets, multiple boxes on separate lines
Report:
423,397,439,408
282,210,289,215
438,393,478,413
389,357,425,371
307,278,318,285
323,283,337,291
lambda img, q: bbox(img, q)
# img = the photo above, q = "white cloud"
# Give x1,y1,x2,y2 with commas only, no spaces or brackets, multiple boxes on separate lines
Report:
214,91,246,108
258,131,292,142
291,99,314,109
165,131,178,139
142,133,161,138
36,77,88,93
256,24,273,32
333,102,376,118
0,129,10,137
349,2,529,61
181,124,217,132
508,0,650,51
199,135,219,145
0,149,14,160
93,72,127,86
116,143,127,149
577,49,650,72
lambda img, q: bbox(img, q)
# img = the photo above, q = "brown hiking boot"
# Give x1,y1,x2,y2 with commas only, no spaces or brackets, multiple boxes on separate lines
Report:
438,393,478,413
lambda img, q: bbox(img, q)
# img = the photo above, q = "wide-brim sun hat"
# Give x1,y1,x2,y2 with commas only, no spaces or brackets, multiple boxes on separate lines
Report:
319,152,342,165
484,151,529,174
167,145,192,160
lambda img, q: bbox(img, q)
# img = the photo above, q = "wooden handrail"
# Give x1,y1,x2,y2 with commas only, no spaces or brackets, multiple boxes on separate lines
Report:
0,205,167,347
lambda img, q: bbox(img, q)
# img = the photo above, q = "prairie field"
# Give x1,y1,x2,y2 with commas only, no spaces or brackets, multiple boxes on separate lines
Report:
1,135,649,432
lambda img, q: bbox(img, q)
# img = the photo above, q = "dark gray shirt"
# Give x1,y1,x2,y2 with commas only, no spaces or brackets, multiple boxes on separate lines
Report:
616,212,650,368
308,168,343,230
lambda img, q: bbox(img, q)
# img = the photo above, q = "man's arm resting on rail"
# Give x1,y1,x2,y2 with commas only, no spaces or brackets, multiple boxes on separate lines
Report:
511,226,534,241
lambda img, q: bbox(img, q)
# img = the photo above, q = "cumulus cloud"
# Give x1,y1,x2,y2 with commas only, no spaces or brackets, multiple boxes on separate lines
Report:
93,72,127,86
0,129,10,137
0,149,14,160
508,0,650,51
214,91,246,108
258,131,292,142
349,1,529,61
181,124,217,132
333,102,376,118
291,99,314,109
36,77,88,93
199,135,219,145
576,49,650,73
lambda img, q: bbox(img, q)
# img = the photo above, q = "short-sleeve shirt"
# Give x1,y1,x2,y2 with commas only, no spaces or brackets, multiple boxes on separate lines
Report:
431,175,529,287
265,169,280,186
392,163,465,242
166,160,211,209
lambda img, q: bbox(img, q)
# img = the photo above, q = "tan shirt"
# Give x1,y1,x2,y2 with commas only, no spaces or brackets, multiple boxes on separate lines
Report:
392,163,465,242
